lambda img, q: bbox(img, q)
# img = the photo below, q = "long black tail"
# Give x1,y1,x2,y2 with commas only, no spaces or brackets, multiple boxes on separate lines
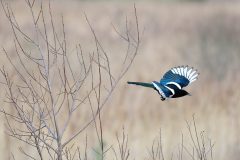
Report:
127,81,154,89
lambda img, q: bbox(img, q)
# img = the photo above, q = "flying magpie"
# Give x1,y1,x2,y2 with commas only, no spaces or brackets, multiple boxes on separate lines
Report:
127,66,199,101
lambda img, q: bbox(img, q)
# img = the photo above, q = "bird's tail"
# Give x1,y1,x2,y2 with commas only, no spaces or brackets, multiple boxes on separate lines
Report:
127,81,154,89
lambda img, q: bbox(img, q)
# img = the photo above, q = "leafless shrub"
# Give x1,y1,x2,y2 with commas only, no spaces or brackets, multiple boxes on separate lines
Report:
147,129,165,160
112,127,130,160
148,116,214,160
0,0,140,159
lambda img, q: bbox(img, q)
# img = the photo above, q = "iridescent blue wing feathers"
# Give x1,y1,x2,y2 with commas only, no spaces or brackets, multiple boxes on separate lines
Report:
127,65,199,101
160,66,199,89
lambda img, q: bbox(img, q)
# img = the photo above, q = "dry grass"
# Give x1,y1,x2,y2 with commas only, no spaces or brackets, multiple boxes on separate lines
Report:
1,1,240,160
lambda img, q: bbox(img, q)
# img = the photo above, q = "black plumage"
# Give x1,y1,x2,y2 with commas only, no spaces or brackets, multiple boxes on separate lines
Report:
127,66,199,101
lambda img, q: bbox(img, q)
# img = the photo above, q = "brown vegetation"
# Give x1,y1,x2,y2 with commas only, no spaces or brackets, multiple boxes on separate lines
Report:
0,0,240,160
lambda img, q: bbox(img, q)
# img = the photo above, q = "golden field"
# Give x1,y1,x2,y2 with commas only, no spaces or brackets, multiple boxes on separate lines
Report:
0,0,240,159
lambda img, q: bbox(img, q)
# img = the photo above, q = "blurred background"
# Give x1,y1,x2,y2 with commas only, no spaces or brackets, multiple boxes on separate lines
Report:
1,0,240,159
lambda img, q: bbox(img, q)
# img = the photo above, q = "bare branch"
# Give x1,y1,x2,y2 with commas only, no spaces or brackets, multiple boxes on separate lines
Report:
1,1,140,159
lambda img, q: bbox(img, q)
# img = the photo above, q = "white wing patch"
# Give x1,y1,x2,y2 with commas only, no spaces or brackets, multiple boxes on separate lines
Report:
186,68,193,79
170,66,199,84
166,82,182,89
165,85,175,96
183,67,188,77
152,82,167,99
172,68,177,74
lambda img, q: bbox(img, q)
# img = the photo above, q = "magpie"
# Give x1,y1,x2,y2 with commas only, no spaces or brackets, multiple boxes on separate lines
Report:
127,66,199,101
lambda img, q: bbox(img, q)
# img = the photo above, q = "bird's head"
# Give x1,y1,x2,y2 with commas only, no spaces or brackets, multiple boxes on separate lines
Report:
182,90,191,96
172,89,191,98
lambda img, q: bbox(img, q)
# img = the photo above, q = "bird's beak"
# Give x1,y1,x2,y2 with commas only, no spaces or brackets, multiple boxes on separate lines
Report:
188,93,192,96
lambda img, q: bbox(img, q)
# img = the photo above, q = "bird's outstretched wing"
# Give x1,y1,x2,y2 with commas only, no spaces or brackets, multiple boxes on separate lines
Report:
160,66,199,89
